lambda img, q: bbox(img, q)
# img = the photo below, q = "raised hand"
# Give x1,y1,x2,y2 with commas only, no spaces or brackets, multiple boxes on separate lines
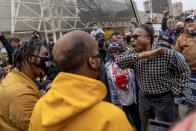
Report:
163,10,169,18
130,18,138,26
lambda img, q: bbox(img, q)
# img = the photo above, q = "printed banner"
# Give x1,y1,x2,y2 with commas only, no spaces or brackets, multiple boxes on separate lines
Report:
183,75,196,105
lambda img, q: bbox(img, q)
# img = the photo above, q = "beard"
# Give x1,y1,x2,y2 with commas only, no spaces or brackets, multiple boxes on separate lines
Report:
187,27,195,32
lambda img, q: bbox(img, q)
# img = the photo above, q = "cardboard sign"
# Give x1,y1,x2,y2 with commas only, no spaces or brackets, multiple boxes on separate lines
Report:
153,24,162,31
183,75,196,105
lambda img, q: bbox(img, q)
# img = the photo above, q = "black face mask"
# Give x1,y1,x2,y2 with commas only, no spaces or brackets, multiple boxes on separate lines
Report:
175,27,184,34
125,35,131,44
31,55,54,74
98,41,104,48
98,39,105,49
191,33,196,37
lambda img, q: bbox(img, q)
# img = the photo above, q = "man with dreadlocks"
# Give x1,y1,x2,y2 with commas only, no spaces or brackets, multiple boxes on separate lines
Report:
0,40,52,131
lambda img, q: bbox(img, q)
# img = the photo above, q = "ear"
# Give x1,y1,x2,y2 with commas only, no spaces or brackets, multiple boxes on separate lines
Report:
146,36,151,43
88,57,97,70
27,55,37,63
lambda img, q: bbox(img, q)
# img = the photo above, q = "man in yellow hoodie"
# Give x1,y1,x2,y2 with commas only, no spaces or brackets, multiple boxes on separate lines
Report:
29,30,134,131
0,40,52,131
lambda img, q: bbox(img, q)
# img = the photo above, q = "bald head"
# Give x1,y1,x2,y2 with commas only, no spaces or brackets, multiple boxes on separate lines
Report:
53,30,97,73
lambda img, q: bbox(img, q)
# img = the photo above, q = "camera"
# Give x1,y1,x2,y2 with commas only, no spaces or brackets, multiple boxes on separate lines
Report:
98,39,105,48
33,34,40,39
32,31,41,40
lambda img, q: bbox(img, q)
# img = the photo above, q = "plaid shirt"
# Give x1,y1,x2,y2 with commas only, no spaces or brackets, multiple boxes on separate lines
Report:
116,44,191,95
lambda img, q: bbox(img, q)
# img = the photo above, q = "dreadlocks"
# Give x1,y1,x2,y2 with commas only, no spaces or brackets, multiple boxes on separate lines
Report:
12,40,47,70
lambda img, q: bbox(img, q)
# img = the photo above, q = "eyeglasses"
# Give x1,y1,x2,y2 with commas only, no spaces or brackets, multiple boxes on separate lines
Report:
110,50,120,54
131,34,149,40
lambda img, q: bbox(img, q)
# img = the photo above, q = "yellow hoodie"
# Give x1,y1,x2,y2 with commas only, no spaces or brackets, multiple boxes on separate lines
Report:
29,72,133,131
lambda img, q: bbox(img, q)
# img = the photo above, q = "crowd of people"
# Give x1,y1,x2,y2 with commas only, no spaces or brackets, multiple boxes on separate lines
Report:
0,9,196,131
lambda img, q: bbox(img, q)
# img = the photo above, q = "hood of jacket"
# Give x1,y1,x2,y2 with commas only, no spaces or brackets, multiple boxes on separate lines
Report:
40,72,107,127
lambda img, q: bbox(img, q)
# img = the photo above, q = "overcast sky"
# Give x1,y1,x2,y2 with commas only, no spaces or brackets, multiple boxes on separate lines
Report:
134,0,196,11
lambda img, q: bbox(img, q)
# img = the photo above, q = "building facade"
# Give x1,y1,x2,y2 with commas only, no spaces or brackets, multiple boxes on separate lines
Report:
151,0,173,15
138,11,163,24
173,2,183,17
143,0,151,13
0,0,139,42
185,10,196,15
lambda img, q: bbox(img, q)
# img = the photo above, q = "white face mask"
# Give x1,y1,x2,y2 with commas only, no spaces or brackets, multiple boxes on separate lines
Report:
93,26,98,30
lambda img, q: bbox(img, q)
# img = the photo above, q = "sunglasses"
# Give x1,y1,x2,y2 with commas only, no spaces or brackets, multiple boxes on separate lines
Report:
110,50,120,54
131,34,149,40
